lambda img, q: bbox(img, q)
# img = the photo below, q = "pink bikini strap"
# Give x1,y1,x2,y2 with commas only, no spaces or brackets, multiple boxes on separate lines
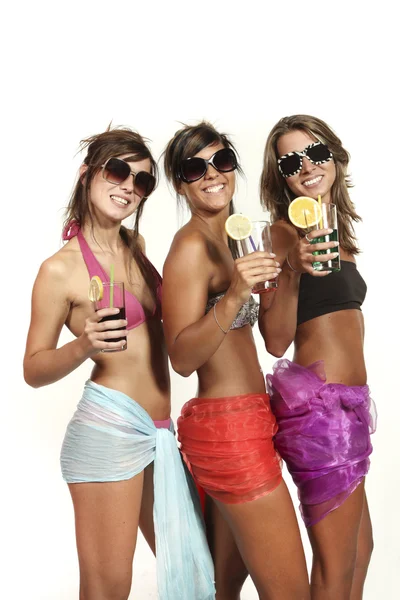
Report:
62,219,80,241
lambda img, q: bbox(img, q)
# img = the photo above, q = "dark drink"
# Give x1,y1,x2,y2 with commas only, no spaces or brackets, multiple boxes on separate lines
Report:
98,307,127,346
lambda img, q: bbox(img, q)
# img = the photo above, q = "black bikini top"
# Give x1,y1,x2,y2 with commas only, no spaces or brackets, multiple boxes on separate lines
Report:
297,260,367,326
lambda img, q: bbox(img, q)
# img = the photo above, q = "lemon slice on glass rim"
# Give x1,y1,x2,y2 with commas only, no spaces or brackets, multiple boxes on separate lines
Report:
88,275,104,302
225,214,252,240
288,196,322,229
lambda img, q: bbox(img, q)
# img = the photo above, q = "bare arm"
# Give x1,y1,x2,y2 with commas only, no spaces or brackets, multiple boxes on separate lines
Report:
258,221,339,357
162,232,279,377
258,223,301,357
23,258,127,388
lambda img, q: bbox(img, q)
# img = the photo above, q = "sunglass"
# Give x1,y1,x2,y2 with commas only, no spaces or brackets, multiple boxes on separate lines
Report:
179,148,238,183
277,142,333,178
101,157,156,198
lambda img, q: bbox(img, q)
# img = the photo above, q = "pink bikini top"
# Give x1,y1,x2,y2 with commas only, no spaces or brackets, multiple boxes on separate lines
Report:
63,221,162,330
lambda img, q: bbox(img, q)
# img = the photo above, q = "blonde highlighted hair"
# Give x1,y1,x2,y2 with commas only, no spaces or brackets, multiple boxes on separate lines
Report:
260,115,361,254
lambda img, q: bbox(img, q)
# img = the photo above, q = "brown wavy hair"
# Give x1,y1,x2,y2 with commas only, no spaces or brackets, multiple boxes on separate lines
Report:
163,121,243,258
64,127,159,297
260,115,361,254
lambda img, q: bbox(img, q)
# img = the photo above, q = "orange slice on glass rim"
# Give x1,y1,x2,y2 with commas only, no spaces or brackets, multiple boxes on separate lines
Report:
88,275,104,302
288,196,322,229
225,214,252,240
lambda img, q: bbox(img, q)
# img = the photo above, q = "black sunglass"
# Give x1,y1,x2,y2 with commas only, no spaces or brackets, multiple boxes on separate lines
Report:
101,157,156,198
179,148,238,183
277,142,333,178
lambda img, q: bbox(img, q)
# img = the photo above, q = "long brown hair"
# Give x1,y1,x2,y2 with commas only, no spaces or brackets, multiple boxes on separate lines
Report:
260,115,361,254
163,121,243,258
64,127,159,297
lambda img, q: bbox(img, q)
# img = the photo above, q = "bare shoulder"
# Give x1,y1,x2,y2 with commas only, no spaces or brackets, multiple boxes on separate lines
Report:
271,219,299,249
166,227,208,264
163,227,211,282
36,240,81,287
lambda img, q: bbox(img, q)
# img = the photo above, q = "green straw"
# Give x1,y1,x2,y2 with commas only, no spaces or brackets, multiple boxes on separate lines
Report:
109,263,114,308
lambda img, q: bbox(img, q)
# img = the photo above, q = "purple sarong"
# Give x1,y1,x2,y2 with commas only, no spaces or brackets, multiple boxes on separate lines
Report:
266,359,377,527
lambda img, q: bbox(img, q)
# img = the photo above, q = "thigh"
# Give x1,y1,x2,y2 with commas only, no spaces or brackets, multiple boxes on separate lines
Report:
68,472,144,588
215,480,309,600
308,480,366,578
139,462,156,555
205,495,248,599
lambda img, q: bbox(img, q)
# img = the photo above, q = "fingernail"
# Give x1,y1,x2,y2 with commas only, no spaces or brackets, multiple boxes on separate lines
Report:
334,241,340,246
275,261,280,267
270,253,276,258
276,268,282,273
327,228,333,233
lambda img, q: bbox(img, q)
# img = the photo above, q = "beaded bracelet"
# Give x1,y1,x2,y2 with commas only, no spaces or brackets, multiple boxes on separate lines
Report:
213,303,228,334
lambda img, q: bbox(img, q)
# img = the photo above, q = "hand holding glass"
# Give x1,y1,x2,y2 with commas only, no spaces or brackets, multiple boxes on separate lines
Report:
239,221,278,293
306,204,341,272
94,282,127,352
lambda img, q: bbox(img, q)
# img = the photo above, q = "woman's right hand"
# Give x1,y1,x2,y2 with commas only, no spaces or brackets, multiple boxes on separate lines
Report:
287,229,339,276
78,307,128,355
227,251,281,305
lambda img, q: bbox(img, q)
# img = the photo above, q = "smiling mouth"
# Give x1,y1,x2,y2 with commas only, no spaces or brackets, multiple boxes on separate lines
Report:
303,175,322,187
204,184,224,193
111,195,129,206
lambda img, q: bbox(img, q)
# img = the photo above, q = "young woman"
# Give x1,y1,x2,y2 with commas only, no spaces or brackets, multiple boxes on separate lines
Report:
23,128,214,600
162,121,310,600
259,114,376,599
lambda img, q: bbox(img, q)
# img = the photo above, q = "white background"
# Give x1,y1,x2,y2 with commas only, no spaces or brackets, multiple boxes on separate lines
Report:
2,1,399,598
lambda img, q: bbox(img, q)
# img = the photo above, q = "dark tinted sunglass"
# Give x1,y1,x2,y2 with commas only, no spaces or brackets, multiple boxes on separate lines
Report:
277,142,333,178
179,148,238,183
101,157,156,198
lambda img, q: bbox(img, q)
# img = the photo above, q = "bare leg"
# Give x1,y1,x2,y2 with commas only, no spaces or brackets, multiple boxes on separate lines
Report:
205,494,248,600
215,480,310,600
68,472,144,600
138,462,156,555
308,480,366,600
350,492,373,600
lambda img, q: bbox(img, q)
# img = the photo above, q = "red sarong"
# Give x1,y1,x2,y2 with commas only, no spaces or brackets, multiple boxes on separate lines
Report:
178,393,282,504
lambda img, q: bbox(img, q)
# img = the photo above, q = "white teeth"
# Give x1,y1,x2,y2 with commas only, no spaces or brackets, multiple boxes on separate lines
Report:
304,176,322,187
204,184,224,193
111,195,128,205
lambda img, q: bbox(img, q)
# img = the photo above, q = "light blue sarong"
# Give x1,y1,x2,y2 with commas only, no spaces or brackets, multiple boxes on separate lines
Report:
61,380,215,600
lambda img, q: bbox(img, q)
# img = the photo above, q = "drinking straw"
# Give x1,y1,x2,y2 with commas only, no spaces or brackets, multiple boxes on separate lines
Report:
249,235,257,251
109,263,114,308
317,195,323,228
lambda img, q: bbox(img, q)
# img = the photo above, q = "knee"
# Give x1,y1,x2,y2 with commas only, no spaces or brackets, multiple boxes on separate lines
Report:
80,567,132,600
215,571,247,600
312,550,356,584
356,532,374,570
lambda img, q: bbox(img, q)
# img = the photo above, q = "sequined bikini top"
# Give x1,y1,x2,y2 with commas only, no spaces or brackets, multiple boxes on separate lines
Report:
205,293,259,330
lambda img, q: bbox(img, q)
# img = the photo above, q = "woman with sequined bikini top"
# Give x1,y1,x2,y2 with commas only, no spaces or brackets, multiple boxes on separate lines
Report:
162,121,310,600
23,128,215,600
259,114,377,600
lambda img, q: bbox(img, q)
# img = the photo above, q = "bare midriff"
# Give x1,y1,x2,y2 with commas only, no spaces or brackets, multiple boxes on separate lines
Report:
70,316,170,420
294,309,366,386
197,326,265,398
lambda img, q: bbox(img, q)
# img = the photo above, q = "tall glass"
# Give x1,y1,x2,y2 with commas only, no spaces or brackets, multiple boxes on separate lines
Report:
94,281,127,352
239,221,278,294
308,204,340,272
